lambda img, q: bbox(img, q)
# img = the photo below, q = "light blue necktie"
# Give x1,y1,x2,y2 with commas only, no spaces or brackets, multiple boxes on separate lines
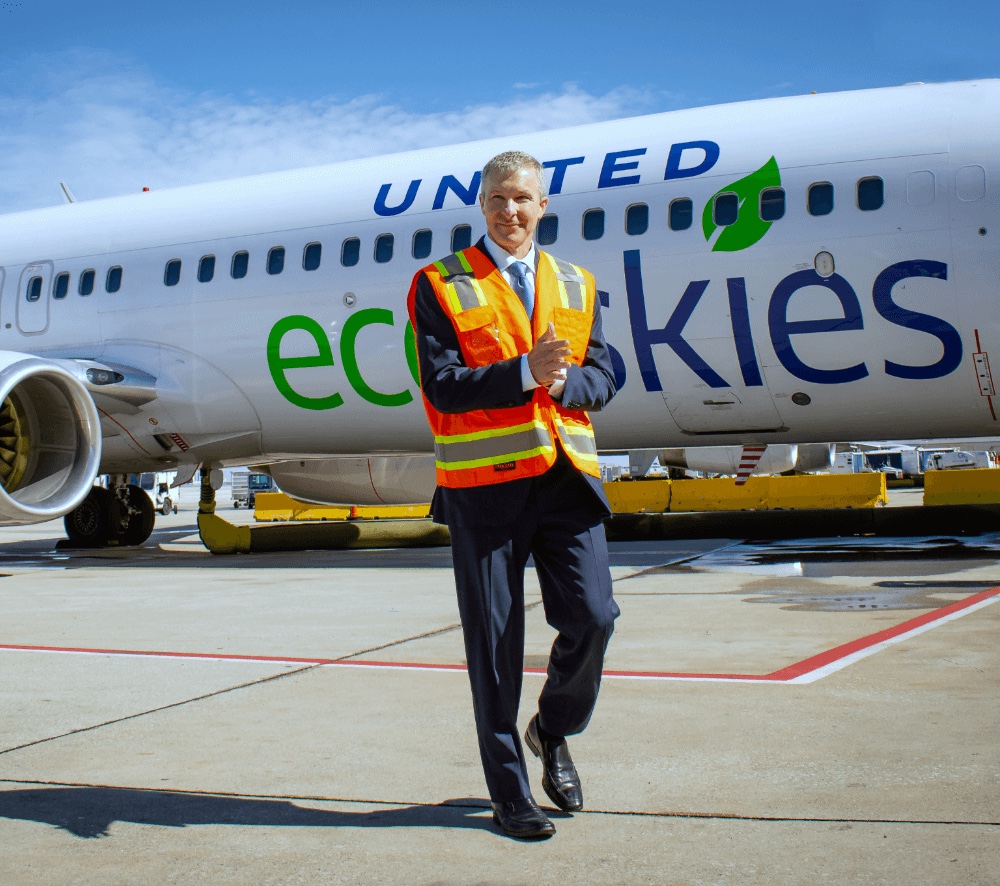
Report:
509,261,534,317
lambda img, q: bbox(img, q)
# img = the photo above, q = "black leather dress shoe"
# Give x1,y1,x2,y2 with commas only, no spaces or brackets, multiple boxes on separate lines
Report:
524,714,584,812
491,797,556,839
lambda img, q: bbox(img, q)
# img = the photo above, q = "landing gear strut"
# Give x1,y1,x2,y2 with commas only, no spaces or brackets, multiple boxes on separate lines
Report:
63,475,156,547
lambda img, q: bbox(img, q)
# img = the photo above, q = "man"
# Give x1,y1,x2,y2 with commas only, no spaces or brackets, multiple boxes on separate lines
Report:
407,150,619,840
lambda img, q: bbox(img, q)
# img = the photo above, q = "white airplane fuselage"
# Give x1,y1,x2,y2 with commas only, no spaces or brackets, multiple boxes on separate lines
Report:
0,80,998,516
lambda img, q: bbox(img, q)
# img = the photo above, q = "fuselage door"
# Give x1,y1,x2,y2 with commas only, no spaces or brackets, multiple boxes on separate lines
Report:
17,261,53,335
661,377,787,435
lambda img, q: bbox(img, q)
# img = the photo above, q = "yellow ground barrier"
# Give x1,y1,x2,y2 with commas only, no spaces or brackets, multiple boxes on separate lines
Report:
602,479,672,513
923,468,1000,505
254,492,430,522
664,473,887,512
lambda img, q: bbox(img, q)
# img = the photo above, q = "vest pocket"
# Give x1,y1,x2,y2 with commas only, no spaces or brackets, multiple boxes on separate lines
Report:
454,305,503,366
552,306,592,363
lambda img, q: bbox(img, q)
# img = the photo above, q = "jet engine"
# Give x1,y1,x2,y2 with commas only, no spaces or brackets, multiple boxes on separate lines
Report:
654,443,835,476
264,455,436,506
0,352,103,525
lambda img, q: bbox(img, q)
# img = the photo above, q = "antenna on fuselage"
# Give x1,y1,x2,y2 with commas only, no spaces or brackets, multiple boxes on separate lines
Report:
59,182,77,204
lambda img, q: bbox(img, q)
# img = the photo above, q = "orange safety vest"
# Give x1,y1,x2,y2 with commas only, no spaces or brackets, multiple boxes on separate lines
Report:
408,243,601,489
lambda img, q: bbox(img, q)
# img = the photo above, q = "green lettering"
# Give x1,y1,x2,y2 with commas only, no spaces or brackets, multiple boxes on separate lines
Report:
267,315,344,411
404,320,420,386
340,308,414,407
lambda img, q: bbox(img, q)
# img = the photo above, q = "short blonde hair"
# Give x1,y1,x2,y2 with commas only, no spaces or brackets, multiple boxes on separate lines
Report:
480,151,547,198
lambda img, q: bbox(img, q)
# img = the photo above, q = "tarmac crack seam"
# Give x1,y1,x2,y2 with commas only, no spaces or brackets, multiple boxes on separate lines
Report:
614,541,745,584
338,599,543,662
0,664,321,758
0,779,997,828
0,610,542,759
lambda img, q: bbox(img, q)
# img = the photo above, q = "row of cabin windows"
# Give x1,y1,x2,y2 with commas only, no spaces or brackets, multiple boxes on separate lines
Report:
25,266,121,302
24,175,889,301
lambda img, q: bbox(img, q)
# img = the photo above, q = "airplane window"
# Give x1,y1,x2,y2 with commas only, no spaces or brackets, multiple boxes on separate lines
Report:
625,203,649,235
303,242,322,271
25,276,42,302
106,266,123,293
412,229,432,260
451,225,472,252
53,272,70,299
668,198,693,231
374,233,394,264
857,177,884,211
267,247,285,275
231,251,249,279
713,193,738,226
537,214,558,246
198,255,215,283
164,259,181,287
582,208,604,241
808,182,834,216
760,188,785,221
341,238,360,267
79,269,95,296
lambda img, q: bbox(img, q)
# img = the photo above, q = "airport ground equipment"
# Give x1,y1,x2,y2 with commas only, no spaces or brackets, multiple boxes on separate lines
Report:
131,471,179,515
923,467,1000,505
604,473,887,514
197,469,446,555
253,492,429,522
230,470,275,509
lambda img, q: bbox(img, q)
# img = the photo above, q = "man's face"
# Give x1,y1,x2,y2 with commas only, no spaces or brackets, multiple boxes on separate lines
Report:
479,167,549,258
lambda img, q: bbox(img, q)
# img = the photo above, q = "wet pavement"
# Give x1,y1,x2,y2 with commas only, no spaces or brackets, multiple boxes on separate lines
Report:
0,499,998,885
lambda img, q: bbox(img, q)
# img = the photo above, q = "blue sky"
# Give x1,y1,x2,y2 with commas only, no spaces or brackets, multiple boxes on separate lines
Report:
1,0,998,212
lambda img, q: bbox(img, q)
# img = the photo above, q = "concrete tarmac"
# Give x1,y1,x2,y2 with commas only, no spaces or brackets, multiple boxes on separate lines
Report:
0,496,998,885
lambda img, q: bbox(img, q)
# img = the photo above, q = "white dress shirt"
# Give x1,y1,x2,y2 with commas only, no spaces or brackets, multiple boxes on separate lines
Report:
480,236,566,399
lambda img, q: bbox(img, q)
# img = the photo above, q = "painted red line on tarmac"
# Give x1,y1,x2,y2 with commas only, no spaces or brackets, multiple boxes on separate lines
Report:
1,586,997,682
0,643,335,666
764,585,1000,681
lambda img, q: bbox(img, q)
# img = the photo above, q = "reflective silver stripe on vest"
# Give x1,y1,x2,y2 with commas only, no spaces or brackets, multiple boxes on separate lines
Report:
434,252,468,279
449,276,484,311
549,255,587,312
435,251,483,312
556,424,598,458
435,424,553,466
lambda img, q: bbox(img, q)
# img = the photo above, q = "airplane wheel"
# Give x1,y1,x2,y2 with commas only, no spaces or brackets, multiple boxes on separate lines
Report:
64,486,114,547
117,485,155,546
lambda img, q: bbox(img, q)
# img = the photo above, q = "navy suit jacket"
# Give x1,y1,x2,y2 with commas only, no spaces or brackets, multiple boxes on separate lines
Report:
412,237,617,527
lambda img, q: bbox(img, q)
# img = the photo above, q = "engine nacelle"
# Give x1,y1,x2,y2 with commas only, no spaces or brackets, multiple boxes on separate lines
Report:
655,443,835,476
264,455,436,506
0,352,103,525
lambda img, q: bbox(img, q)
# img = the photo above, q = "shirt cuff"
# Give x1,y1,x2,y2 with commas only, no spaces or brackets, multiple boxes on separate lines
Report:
548,379,566,399
520,355,540,392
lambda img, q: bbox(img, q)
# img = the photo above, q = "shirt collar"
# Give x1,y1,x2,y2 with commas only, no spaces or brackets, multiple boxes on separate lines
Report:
482,236,536,275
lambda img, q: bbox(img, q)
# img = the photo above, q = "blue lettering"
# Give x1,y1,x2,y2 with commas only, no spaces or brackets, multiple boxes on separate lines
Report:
597,289,627,390
872,260,961,380
768,270,869,384
374,179,421,217
664,141,720,180
624,249,729,391
726,277,764,386
599,149,646,189
543,156,585,195
433,172,482,210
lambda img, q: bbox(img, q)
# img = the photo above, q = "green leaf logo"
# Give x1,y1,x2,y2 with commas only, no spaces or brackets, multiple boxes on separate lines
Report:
702,156,780,252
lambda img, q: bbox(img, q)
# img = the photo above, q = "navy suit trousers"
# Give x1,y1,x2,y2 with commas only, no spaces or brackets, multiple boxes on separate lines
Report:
448,459,619,802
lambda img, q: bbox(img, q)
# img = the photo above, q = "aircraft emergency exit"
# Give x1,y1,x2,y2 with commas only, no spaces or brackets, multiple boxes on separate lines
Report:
0,79,997,544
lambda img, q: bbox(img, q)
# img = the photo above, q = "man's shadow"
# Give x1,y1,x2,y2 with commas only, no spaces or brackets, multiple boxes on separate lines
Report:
0,787,495,839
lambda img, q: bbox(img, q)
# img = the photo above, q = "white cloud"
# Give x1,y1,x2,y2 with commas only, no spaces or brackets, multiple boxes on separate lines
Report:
0,53,657,213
